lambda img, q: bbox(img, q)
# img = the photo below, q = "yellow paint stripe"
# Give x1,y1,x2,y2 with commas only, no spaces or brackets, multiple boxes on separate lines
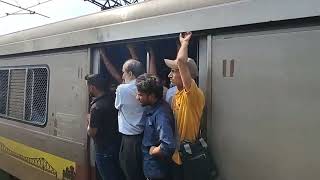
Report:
0,136,75,180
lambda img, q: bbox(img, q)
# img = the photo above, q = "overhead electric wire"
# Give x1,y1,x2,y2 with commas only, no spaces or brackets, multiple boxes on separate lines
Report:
8,0,53,16
0,0,51,18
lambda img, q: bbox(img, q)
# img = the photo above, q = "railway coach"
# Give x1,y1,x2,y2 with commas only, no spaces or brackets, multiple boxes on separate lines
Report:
0,0,320,179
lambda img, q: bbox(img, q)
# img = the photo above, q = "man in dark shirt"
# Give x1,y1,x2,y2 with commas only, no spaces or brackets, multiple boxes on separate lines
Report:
136,73,176,180
86,74,121,180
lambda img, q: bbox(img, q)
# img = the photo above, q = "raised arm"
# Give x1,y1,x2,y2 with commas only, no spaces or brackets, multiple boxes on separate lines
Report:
146,46,157,75
176,32,193,90
127,44,139,60
99,48,122,84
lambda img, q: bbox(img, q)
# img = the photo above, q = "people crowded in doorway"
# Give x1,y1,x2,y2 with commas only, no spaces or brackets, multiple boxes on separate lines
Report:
86,32,205,180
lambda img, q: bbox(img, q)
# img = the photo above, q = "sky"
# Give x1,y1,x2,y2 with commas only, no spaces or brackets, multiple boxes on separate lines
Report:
0,0,101,35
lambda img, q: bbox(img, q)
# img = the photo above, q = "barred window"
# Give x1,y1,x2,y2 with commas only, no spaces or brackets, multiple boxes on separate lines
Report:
0,67,49,126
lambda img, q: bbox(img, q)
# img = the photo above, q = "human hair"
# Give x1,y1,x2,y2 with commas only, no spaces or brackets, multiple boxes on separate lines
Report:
159,69,170,88
136,73,163,99
124,59,145,78
85,74,108,92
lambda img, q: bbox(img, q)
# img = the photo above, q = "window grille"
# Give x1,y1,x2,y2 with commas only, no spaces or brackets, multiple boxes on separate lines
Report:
0,67,49,126
0,70,8,115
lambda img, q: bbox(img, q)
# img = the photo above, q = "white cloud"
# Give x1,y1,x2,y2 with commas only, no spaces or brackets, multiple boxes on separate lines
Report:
0,0,100,35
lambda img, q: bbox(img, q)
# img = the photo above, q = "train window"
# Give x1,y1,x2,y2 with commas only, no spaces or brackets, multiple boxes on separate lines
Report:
0,67,49,126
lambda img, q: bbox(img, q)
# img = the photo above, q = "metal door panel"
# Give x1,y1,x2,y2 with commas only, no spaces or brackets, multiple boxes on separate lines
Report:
211,28,320,180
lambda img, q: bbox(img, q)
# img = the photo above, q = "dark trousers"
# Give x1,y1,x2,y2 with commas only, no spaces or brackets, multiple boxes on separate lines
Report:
172,161,213,180
147,177,172,180
171,162,184,180
119,134,145,180
95,145,122,180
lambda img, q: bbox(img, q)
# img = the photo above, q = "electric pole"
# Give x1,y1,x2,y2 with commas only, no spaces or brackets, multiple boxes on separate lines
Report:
84,0,143,10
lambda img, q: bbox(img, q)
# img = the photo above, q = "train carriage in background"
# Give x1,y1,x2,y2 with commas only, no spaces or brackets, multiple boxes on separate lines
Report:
0,0,320,179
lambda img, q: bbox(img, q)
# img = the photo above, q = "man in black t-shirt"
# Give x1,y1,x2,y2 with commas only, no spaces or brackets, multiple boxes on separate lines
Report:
86,74,121,180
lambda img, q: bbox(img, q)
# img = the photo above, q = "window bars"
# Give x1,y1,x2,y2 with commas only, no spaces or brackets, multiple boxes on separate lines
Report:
0,67,49,126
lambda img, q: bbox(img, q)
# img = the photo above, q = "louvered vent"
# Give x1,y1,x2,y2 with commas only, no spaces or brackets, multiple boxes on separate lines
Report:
8,69,26,120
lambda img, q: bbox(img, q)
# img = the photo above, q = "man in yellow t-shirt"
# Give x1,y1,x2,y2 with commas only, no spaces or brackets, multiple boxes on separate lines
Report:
164,32,205,180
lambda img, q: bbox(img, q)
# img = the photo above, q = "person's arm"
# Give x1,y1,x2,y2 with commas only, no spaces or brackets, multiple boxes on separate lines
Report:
149,113,176,158
176,32,193,90
127,44,139,60
87,107,103,137
146,46,157,75
114,85,123,110
87,125,97,137
86,113,97,137
99,48,122,84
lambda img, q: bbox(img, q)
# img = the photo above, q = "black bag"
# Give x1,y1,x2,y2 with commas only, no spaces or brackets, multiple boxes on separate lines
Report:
179,116,217,180
179,137,216,180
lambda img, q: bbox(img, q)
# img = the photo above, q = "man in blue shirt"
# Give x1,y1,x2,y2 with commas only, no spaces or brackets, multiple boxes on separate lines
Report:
136,73,176,180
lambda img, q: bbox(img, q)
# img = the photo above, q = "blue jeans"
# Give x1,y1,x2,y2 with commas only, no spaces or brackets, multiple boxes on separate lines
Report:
95,146,121,180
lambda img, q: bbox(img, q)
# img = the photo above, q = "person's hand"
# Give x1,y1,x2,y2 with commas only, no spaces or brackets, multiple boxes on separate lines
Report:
127,43,139,60
99,48,106,56
145,45,154,53
179,32,192,45
86,114,90,126
149,146,164,158
149,146,156,155
126,43,135,50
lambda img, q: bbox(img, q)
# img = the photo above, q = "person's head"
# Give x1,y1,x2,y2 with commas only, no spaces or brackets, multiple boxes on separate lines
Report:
165,58,198,89
85,74,108,97
136,73,163,106
122,59,145,83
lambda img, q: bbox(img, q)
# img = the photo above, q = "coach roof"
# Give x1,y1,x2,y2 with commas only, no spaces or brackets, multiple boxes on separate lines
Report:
0,0,319,56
